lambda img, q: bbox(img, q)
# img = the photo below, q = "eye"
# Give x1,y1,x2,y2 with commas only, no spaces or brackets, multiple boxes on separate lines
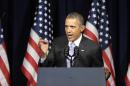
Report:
65,25,77,29
65,25,68,29
70,26,76,29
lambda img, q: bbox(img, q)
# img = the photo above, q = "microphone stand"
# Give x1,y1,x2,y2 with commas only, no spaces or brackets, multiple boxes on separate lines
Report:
64,46,79,67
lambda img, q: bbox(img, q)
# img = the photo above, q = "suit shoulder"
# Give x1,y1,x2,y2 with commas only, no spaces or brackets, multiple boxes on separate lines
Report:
83,36,100,49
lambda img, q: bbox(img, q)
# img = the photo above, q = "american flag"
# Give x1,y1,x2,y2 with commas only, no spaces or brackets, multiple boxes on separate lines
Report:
21,0,53,85
125,63,130,86
0,19,11,85
84,0,115,86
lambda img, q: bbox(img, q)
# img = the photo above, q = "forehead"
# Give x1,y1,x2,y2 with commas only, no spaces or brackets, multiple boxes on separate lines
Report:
65,18,80,25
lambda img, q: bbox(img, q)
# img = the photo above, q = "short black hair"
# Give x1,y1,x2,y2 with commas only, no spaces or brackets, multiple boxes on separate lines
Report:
66,12,84,25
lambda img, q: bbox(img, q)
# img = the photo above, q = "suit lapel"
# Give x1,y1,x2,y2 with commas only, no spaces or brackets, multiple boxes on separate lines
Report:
79,36,88,52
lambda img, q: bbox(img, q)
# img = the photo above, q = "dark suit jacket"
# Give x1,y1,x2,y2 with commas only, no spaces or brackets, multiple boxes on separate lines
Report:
41,35,103,67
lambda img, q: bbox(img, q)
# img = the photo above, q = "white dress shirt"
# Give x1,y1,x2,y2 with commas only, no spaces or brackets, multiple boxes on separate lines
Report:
67,34,82,68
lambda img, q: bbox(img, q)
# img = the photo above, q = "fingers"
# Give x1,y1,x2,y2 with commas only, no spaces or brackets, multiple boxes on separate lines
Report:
38,38,49,49
104,68,111,80
38,38,49,55
39,38,48,44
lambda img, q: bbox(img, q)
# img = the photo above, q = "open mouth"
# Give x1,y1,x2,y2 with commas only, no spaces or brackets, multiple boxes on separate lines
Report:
67,34,73,38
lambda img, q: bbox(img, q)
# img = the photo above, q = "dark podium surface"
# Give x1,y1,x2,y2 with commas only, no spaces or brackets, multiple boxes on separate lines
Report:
37,67,106,86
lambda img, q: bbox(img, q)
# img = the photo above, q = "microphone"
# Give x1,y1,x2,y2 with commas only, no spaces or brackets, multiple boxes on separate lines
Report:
64,46,69,58
64,46,79,67
74,46,79,57
64,46,79,57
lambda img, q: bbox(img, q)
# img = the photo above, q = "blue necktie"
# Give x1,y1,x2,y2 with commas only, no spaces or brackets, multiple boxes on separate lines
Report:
68,43,75,67
69,43,75,57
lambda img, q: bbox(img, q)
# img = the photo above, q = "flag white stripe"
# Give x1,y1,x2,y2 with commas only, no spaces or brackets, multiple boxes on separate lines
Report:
30,29,40,45
104,62,115,86
105,47,115,76
0,69,8,86
108,75,115,86
86,21,99,39
0,45,10,72
27,44,40,63
127,65,130,81
23,58,37,82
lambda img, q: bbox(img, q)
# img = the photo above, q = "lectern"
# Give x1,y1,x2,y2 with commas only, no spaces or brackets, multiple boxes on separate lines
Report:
37,67,106,86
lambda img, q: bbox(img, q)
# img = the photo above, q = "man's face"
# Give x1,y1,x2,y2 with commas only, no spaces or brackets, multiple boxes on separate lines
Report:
65,18,84,42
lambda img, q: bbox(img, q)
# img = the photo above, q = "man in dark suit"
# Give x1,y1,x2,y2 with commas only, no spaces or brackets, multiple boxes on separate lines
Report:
38,12,103,67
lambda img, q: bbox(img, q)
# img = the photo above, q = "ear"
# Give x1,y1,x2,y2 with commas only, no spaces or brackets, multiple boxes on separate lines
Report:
80,25,85,32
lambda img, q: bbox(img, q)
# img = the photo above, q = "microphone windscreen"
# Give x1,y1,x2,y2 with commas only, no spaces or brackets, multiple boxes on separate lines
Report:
64,46,69,57
74,46,79,56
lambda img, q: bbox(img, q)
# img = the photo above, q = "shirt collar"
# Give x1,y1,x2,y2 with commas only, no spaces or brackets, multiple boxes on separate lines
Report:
68,34,82,47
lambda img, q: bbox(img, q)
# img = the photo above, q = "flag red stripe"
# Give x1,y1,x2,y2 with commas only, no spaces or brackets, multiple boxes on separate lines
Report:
102,50,115,83
25,52,38,73
29,37,43,56
125,75,130,86
83,28,98,43
0,57,11,85
22,36,42,86
21,65,36,86
106,81,110,86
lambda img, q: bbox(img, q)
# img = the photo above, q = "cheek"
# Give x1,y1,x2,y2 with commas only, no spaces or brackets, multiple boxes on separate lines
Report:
75,30,81,34
65,29,67,32
73,31,80,37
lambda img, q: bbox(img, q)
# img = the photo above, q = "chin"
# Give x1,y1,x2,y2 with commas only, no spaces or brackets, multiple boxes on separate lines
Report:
68,39,74,42
67,37,75,42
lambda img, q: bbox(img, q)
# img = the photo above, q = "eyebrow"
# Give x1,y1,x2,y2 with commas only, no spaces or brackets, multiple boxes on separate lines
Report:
65,25,77,28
